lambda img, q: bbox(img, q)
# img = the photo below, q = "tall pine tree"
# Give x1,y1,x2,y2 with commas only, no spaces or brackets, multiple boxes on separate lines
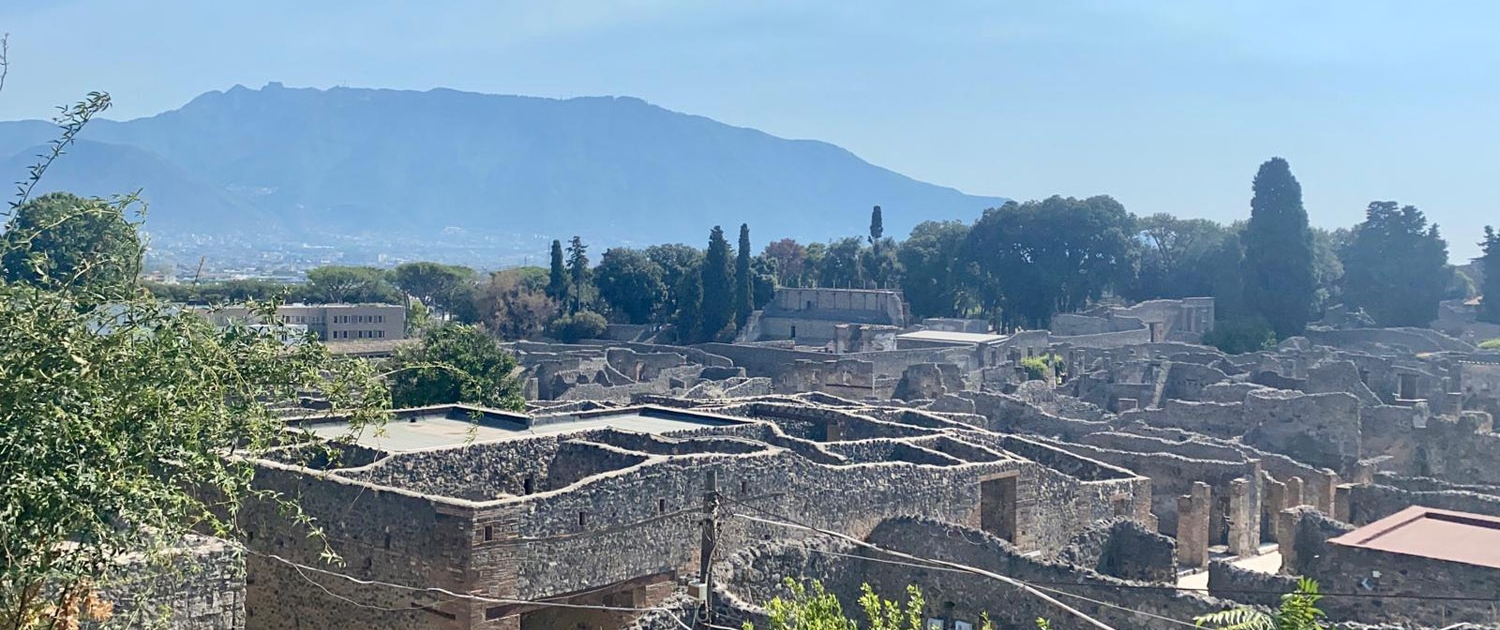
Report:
735,224,753,328
566,236,589,313
1481,226,1500,325
1242,158,1316,339
546,239,568,304
869,205,884,243
700,226,735,342
1339,202,1450,327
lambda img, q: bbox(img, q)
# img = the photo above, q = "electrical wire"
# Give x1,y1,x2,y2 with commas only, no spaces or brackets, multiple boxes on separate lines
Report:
720,498,1121,630
1027,579,1500,603
728,495,1500,604
245,548,699,630
1025,583,1201,629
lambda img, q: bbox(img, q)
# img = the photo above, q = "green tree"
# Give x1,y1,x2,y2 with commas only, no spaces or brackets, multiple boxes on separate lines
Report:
392,261,477,316
547,239,568,303
1125,213,1232,302
1480,226,1500,325
762,238,808,288
898,220,971,319
304,266,401,303
1195,577,1325,629
670,259,704,343
964,196,1134,330
750,254,778,309
566,236,590,313
736,223,754,327
388,322,524,410
546,310,608,343
818,237,865,289
645,243,704,324
869,205,884,242
700,226,736,342
803,242,828,288
861,237,900,289
1339,202,1451,327
595,248,666,325
1309,227,1347,318
0,191,143,300
1202,318,1278,354
0,83,388,627
1242,158,1316,338
477,267,558,340
1208,226,1250,321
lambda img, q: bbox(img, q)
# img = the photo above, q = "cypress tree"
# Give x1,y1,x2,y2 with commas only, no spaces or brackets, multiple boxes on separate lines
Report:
735,223,753,328
566,236,589,313
1242,158,1316,339
1481,226,1500,324
869,205,884,243
672,261,704,343
546,239,568,304
700,226,735,342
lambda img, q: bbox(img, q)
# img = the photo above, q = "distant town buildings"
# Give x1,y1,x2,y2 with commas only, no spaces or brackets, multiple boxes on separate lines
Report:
198,303,406,342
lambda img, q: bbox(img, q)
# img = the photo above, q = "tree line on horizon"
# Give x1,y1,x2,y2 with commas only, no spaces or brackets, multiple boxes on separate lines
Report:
132,157,1500,352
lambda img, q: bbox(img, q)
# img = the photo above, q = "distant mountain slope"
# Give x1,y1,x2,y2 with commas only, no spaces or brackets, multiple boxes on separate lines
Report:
0,83,1005,244
0,140,278,234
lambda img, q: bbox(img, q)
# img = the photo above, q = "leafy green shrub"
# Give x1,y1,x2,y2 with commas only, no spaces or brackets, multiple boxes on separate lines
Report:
1202,318,1277,355
1195,577,1325,629
1480,338,1500,351
1020,353,1065,381
547,310,608,343
390,322,524,410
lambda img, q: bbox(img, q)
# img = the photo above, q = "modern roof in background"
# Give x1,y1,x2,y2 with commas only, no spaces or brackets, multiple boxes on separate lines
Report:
290,404,752,452
1328,506,1500,570
896,330,1009,345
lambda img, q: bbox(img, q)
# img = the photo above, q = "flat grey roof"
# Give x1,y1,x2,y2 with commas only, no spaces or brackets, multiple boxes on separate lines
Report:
897,330,1007,344
296,405,748,452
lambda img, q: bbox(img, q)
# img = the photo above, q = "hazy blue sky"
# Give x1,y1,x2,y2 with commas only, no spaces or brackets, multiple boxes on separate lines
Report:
1,1,1495,257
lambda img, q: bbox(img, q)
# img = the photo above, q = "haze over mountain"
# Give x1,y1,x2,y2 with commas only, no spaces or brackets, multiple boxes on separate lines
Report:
0,83,1005,246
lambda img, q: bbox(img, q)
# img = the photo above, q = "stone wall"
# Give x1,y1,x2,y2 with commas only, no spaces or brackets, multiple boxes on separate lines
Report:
1119,399,1251,438
242,464,483,629
1240,390,1363,472
1037,439,1259,543
1280,507,1500,627
1304,327,1474,354
88,535,244,630
1206,559,1298,608
713,517,1231,630
345,437,561,500
1344,482,1500,524
859,518,1226,630
1056,518,1177,583
501,450,1023,601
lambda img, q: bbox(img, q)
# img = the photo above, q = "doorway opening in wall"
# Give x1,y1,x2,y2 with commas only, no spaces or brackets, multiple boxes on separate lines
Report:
979,474,1018,542
790,325,796,339
1398,373,1419,400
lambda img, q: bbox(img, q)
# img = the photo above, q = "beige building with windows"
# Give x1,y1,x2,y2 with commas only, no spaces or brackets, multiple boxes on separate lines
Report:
198,303,406,342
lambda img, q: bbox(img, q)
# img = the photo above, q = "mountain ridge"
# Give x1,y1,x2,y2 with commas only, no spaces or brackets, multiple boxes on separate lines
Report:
0,83,1006,246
